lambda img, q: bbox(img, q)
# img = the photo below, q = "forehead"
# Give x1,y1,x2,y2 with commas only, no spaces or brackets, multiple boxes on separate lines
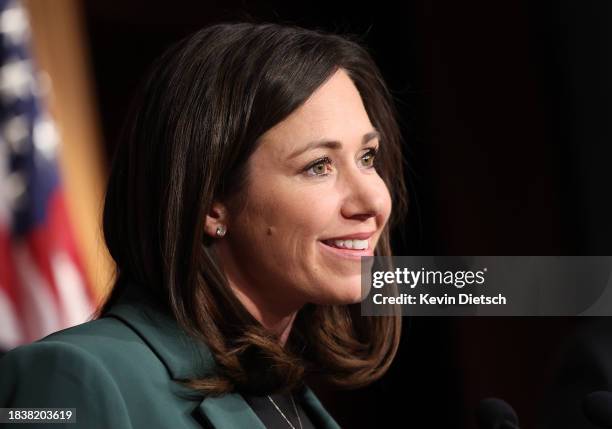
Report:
257,68,374,157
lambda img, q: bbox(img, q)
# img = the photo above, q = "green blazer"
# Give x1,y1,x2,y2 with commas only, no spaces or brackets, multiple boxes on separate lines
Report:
0,288,341,429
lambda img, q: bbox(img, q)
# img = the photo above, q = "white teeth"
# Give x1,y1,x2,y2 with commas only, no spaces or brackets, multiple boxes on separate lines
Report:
331,239,368,250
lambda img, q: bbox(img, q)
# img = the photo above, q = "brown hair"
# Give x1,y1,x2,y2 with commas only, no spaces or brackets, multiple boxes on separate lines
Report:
100,21,408,396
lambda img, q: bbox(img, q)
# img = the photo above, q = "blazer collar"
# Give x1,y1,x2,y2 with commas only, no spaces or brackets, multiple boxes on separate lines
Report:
104,286,341,429
198,388,341,429
104,287,214,380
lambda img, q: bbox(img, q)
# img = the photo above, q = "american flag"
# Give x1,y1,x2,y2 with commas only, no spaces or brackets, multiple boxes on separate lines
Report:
0,0,94,351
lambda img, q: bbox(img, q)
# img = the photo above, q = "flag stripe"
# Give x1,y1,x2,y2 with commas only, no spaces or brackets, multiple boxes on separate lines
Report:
0,0,94,350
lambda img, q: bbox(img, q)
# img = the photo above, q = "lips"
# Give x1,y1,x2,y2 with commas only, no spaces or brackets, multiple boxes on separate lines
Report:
322,238,369,250
319,231,375,259
319,241,373,260
322,231,375,241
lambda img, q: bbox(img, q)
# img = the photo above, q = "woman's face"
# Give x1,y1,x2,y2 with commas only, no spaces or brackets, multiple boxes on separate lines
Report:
217,68,392,314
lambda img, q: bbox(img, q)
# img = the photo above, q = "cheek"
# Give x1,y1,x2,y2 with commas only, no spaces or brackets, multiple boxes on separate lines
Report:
378,178,393,223
252,186,337,239
229,188,339,295
244,188,339,275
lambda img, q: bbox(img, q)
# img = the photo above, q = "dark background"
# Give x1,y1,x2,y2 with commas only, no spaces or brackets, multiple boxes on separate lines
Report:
82,1,612,427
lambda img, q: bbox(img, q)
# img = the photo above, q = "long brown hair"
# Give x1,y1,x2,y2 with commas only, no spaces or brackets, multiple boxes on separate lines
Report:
100,22,408,396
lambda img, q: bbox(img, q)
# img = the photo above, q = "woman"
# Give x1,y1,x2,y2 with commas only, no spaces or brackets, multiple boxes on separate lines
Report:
0,22,408,428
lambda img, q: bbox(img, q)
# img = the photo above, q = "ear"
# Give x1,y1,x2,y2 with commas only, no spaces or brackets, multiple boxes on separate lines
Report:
203,201,229,238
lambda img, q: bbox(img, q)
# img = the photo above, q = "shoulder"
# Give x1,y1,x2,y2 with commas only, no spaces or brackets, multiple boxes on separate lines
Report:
37,316,163,369
2,316,166,380
0,317,200,428
0,319,138,428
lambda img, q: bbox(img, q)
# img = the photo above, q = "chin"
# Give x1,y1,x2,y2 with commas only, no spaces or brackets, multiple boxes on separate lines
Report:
316,282,364,305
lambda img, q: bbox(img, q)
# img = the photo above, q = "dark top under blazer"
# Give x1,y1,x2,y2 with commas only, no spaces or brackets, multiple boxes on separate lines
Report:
0,287,341,429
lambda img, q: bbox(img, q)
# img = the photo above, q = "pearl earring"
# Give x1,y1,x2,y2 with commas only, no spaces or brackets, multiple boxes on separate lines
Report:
215,225,226,237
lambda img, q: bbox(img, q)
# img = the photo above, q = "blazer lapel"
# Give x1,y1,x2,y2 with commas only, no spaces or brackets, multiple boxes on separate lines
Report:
198,387,342,429
301,386,342,429
104,289,267,428
198,393,267,429
105,286,341,429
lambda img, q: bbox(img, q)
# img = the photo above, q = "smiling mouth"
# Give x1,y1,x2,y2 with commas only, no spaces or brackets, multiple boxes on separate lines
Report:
321,239,369,250
319,239,374,260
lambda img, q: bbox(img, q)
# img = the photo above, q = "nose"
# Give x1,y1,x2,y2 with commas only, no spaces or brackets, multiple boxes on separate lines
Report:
339,168,390,222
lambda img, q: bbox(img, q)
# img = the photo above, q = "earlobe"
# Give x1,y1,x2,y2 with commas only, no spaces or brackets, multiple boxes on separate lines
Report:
204,202,229,238
215,225,227,237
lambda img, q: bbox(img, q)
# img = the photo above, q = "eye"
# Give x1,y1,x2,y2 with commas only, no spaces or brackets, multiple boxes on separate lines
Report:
360,147,378,168
304,156,333,177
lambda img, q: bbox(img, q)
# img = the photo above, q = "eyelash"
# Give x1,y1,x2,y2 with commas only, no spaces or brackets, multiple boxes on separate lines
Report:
303,147,379,177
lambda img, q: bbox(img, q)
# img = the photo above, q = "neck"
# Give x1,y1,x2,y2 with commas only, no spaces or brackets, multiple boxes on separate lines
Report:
214,242,302,347
231,285,298,346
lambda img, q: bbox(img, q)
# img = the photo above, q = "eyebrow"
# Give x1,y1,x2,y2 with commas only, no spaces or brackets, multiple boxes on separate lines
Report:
287,129,381,160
